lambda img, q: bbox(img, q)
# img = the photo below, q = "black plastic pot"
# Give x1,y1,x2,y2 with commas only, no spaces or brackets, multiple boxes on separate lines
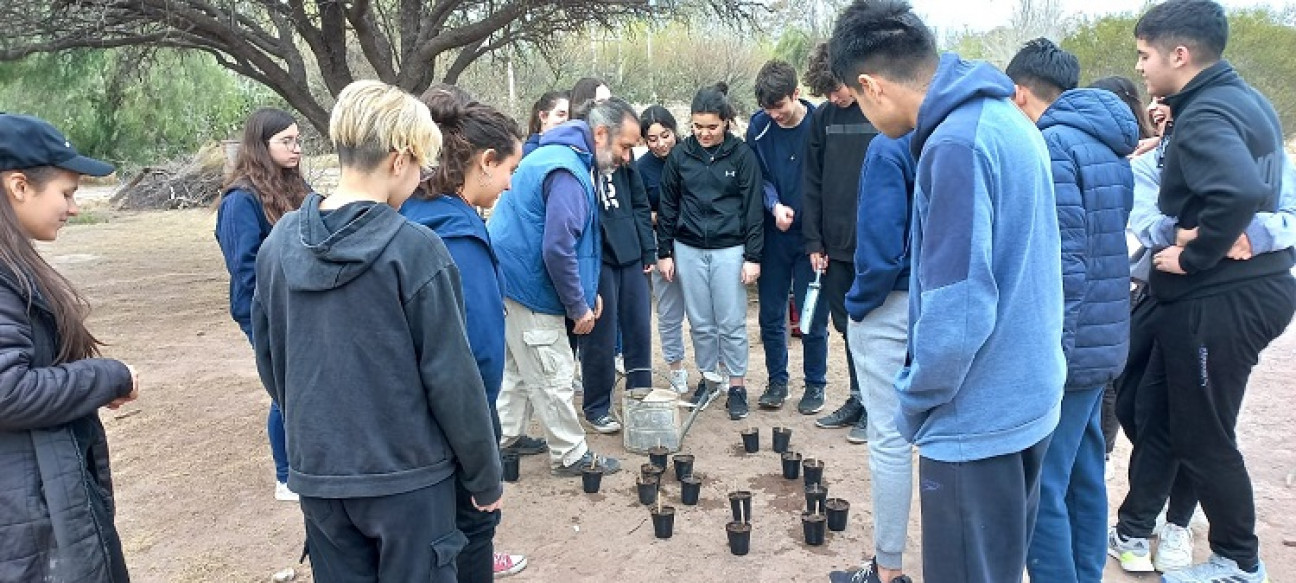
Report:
803,458,825,488
802,512,827,546
728,490,753,523
740,428,759,453
781,452,803,480
672,454,694,482
581,467,603,493
772,426,792,453
825,498,850,532
680,475,702,505
726,521,751,556
501,453,520,482
640,463,665,486
637,476,659,506
651,506,676,539
805,483,828,514
648,446,670,469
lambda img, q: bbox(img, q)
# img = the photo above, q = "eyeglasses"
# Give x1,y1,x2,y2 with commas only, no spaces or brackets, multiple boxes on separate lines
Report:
270,137,302,150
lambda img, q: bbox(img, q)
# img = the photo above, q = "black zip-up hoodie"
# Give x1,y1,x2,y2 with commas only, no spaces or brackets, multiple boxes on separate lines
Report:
802,102,878,262
252,193,502,504
657,132,765,262
599,163,656,267
1153,60,1293,301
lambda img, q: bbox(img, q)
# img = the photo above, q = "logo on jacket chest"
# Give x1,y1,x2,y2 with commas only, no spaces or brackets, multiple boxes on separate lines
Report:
599,173,620,210
724,170,736,178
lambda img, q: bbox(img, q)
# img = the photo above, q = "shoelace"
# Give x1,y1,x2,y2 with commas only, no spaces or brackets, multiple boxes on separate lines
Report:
493,553,514,570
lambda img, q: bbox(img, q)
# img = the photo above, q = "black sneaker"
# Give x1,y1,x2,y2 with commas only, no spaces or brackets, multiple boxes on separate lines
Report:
727,386,749,420
551,451,622,477
815,399,864,428
688,379,716,408
589,414,622,435
797,384,826,415
501,435,548,456
757,382,788,409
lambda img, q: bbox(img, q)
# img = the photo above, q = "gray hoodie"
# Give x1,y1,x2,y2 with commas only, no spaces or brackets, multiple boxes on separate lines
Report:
252,194,502,504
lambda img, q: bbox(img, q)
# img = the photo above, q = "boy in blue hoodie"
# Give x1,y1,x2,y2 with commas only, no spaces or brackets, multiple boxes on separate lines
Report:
1006,38,1138,583
745,60,828,414
828,2,1064,581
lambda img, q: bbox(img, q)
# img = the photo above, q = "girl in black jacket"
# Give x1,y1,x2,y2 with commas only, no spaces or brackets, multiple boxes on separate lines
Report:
0,114,138,582
656,83,764,421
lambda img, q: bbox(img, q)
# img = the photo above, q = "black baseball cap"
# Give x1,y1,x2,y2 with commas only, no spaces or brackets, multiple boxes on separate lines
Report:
0,114,114,177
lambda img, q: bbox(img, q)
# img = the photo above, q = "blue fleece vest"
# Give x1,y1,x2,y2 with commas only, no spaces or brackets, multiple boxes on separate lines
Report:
489,144,600,316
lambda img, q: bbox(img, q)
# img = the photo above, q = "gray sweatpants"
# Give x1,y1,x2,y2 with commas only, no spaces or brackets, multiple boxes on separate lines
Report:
674,242,748,378
847,290,912,570
652,269,686,365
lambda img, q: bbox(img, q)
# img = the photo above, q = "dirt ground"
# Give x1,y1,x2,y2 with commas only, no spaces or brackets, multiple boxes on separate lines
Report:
44,204,1296,582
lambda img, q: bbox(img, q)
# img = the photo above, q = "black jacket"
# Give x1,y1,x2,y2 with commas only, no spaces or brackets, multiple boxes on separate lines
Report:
657,133,765,262
599,163,656,267
253,194,502,504
1153,60,1293,301
0,268,133,582
802,103,878,262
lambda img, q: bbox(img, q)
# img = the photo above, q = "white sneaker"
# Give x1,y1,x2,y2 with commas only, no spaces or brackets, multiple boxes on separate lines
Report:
669,369,689,393
1108,526,1155,572
493,552,527,578
1156,523,1195,572
274,481,299,502
1162,554,1269,583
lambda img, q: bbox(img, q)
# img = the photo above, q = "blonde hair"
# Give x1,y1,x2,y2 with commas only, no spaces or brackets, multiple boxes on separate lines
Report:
329,80,443,172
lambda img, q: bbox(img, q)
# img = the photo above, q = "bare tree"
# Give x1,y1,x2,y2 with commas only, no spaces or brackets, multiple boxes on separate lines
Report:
0,0,757,133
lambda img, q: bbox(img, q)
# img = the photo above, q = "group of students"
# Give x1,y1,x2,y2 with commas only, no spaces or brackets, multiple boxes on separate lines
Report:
0,0,1291,582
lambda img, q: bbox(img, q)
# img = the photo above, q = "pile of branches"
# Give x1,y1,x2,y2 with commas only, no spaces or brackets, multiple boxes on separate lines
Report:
111,142,227,210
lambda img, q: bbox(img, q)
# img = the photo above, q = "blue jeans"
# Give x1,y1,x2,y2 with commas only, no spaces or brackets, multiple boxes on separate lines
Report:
1026,386,1107,583
268,400,289,483
757,228,828,386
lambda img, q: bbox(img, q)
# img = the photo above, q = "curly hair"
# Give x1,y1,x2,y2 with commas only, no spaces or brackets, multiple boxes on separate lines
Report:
803,42,839,97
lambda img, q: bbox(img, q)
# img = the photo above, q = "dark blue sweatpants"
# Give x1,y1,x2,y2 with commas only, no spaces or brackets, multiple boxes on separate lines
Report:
579,262,653,421
301,479,465,582
919,436,1051,583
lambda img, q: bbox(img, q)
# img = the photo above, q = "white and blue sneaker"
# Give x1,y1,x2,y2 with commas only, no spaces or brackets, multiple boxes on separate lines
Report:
1161,554,1269,583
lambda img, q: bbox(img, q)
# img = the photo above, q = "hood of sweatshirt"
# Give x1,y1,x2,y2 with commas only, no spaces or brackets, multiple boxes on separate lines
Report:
1037,88,1139,158
401,193,488,242
282,193,403,291
539,120,596,155
913,53,1016,157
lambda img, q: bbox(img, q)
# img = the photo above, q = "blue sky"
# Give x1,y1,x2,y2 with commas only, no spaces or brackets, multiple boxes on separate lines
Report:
913,0,1291,33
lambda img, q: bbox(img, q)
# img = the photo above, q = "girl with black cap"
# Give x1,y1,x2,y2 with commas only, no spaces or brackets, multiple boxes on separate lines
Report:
0,113,139,582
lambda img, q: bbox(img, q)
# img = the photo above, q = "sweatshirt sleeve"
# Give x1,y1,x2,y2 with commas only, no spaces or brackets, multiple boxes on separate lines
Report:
802,110,827,256
1049,135,1086,361
0,284,132,431
894,142,999,424
541,170,595,320
738,146,766,263
844,138,912,321
215,190,265,344
1128,152,1178,249
627,166,657,266
1244,155,1296,255
442,236,506,398
656,152,682,259
406,264,504,506
1173,111,1273,274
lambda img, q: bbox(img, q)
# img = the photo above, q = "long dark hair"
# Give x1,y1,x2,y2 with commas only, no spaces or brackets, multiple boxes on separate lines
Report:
222,108,309,223
639,105,678,138
1089,76,1154,139
527,90,568,136
420,92,521,197
570,77,608,111
0,166,101,362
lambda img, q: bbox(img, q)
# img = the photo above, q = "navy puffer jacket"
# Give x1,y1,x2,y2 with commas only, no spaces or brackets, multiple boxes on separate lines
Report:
1037,88,1138,389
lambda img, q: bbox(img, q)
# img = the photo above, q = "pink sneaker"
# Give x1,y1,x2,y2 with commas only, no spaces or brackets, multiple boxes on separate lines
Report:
493,552,527,578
